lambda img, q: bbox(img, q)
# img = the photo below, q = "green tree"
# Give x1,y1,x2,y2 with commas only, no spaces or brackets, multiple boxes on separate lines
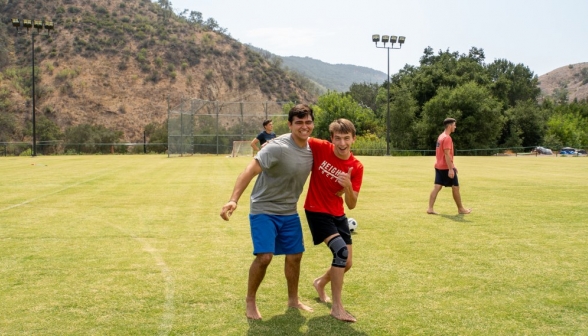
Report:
388,86,418,149
313,91,379,140
189,11,203,25
145,121,167,153
500,100,548,147
545,102,588,148
0,87,19,142
346,82,380,112
486,59,541,108
64,124,123,154
25,115,63,154
419,82,503,150
552,87,569,104
546,112,587,148
394,47,488,109
0,112,19,142
387,47,543,150
34,115,63,143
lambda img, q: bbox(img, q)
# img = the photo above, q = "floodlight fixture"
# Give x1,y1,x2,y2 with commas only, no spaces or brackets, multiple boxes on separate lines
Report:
34,20,43,32
22,19,32,32
371,33,407,155
12,18,20,28
44,21,54,32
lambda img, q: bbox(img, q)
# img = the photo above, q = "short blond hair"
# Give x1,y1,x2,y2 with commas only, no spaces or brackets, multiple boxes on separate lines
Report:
329,118,356,137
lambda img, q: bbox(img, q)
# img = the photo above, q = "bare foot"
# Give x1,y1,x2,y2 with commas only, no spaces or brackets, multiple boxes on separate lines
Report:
246,298,262,320
313,277,331,303
288,299,314,312
427,210,438,215
458,208,472,214
330,309,356,323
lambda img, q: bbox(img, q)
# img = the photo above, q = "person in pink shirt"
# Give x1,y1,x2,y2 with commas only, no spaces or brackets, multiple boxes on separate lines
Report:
427,118,471,215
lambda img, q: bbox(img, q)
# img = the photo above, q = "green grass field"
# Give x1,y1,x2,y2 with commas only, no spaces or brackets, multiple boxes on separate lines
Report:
1,155,587,335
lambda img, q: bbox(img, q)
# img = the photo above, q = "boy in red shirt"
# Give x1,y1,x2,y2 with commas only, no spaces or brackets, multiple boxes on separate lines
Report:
427,117,471,215
304,118,364,322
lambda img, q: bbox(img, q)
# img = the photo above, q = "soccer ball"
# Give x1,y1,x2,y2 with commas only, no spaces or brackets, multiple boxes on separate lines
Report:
347,218,358,232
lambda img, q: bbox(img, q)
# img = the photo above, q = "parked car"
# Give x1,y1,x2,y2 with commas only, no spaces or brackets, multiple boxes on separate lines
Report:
576,149,587,155
534,146,553,155
559,147,576,155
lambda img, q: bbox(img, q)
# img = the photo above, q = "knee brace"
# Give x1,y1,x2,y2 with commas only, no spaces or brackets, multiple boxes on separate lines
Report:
327,236,348,268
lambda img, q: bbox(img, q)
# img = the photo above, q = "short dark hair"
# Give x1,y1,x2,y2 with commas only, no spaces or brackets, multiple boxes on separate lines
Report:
443,118,456,127
288,104,314,123
262,119,272,127
329,118,356,137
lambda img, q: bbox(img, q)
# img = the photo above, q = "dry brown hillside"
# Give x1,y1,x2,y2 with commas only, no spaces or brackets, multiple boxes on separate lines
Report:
0,0,315,142
538,62,588,103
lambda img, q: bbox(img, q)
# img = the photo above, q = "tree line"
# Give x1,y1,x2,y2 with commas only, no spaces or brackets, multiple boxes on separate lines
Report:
324,46,588,152
3,45,587,155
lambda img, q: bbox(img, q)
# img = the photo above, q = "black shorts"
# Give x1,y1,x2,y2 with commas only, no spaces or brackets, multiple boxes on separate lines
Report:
305,210,352,246
434,168,460,187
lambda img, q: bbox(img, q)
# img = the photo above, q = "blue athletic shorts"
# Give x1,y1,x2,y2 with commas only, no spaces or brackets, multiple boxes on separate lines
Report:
249,214,305,255
435,168,459,187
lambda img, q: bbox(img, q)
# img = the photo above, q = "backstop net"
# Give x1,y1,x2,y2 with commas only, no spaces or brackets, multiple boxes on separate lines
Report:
231,140,253,157
168,99,292,157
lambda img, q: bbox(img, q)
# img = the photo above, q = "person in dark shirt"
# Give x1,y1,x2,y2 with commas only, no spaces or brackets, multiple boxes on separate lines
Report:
251,119,276,152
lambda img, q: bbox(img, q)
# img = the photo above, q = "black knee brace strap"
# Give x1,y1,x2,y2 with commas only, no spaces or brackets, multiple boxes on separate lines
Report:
327,236,348,268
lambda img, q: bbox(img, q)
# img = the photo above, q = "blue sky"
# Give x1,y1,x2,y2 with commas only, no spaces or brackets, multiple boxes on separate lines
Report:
172,0,588,77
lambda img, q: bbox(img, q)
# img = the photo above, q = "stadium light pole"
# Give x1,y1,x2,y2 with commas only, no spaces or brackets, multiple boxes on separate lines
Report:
12,18,54,157
372,34,405,156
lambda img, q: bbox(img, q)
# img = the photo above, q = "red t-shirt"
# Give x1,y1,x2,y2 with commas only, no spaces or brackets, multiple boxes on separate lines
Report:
435,132,453,169
304,137,364,216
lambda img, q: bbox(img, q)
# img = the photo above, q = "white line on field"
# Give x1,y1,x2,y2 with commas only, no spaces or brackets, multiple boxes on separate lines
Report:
136,237,175,336
2,168,176,334
0,174,107,212
113,226,175,335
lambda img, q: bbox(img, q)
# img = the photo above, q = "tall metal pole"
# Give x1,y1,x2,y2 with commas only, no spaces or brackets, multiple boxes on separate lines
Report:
372,34,405,156
386,48,390,156
12,19,54,156
31,32,37,157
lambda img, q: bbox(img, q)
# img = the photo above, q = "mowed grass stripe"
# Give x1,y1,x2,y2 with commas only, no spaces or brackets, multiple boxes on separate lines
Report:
0,155,587,335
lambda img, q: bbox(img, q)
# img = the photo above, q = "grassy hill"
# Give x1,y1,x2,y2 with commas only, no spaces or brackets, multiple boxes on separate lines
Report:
0,0,316,142
538,62,588,102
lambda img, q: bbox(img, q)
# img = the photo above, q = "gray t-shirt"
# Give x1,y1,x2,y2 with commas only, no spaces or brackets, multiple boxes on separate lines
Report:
250,133,312,215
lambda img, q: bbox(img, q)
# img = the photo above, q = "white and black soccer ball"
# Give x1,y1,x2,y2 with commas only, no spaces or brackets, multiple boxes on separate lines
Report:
347,218,358,232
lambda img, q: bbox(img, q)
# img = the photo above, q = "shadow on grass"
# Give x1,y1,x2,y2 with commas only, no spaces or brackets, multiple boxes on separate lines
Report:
439,213,471,223
247,307,306,336
306,315,368,336
246,307,367,335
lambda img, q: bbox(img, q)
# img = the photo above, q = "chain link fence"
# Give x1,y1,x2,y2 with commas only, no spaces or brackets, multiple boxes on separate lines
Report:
167,99,292,157
1,141,586,157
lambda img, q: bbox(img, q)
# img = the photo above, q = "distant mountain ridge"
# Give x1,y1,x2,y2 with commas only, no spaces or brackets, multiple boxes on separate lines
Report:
246,45,387,93
281,56,388,92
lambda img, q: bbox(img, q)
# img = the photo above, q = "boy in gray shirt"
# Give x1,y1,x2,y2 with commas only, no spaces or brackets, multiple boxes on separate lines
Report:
220,104,315,320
